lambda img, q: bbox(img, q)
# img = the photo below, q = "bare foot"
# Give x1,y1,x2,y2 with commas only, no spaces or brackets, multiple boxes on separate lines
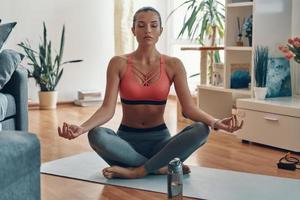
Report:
102,166,147,179
156,164,191,175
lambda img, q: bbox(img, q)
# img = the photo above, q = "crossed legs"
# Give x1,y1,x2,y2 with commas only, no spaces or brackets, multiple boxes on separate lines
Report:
88,122,210,179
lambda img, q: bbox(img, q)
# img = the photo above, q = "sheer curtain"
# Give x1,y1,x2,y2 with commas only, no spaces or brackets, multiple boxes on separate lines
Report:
114,0,134,55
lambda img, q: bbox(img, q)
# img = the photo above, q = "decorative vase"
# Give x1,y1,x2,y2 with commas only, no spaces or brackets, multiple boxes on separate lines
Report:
236,35,243,46
293,62,300,96
236,41,243,46
254,87,267,100
38,91,58,109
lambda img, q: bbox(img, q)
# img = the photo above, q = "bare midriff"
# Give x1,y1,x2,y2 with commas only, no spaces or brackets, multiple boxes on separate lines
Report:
121,104,166,128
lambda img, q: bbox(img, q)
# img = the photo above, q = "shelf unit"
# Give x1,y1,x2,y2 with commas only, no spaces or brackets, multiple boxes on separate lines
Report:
197,0,254,119
227,2,253,8
224,0,253,93
225,46,253,51
197,0,293,119
197,0,254,96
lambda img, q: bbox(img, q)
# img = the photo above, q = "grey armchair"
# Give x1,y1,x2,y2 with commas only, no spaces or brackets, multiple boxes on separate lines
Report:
0,67,40,200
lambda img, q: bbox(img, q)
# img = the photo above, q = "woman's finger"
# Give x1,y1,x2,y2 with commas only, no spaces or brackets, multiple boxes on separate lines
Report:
66,126,73,139
233,115,237,127
58,127,61,136
58,126,68,138
238,120,244,129
68,130,73,139
63,123,67,134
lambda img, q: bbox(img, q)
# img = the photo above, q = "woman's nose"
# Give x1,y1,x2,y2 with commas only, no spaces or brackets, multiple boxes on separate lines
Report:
145,25,151,33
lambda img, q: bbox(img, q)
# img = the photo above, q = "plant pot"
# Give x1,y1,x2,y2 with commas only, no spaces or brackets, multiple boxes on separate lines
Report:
254,87,267,100
38,91,58,109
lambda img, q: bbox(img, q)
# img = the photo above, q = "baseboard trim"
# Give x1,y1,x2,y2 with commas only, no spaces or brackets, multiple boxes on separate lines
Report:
28,101,74,110
29,96,177,110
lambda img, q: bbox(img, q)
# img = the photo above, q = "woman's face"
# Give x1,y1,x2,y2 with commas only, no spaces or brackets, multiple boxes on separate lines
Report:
132,11,163,46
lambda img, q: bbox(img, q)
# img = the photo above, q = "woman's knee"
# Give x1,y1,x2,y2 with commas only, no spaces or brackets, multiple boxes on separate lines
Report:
189,122,210,142
88,127,112,149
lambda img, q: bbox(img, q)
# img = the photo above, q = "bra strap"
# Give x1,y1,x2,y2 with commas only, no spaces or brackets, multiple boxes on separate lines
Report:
127,54,133,65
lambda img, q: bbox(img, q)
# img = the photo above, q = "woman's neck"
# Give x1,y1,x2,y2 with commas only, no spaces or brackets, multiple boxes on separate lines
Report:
133,46,160,64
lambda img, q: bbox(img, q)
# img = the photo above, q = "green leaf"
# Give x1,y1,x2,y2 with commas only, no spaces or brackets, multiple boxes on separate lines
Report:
61,59,83,65
189,73,200,78
47,41,53,71
58,25,65,66
166,0,194,22
54,69,64,89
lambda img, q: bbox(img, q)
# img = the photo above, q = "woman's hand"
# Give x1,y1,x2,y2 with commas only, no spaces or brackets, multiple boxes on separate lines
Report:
215,115,243,133
58,122,85,140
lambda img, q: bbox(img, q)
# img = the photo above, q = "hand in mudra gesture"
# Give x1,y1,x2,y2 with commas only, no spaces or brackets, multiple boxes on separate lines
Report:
58,122,85,140
215,115,243,133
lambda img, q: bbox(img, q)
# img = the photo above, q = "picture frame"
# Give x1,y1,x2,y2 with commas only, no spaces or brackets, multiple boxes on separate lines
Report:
230,63,251,89
266,57,292,98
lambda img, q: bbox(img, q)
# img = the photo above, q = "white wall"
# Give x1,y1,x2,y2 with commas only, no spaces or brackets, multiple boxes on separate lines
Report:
1,0,168,102
1,0,115,102
254,0,292,56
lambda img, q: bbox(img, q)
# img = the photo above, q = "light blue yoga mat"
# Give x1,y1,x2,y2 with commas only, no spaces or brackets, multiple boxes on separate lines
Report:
41,152,300,200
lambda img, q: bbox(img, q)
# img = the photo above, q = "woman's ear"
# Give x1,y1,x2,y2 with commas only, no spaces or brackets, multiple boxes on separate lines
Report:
131,27,136,36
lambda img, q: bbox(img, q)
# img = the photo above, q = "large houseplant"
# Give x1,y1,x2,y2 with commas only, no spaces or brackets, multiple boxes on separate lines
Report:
19,22,82,109
167,0,225,82
254,46,269,99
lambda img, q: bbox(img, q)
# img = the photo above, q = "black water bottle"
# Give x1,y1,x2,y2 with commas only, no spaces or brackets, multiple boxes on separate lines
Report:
167,158,183,200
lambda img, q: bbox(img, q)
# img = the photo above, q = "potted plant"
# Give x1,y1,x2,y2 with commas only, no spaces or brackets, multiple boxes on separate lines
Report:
167,0,225,83
254,46,269,100
18,22,82,109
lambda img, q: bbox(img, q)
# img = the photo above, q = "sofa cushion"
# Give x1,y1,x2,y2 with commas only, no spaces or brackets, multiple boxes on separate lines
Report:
0,22,17,50
1,118,16,130
0,49,24,89
0,131,40,190
0,93,16,121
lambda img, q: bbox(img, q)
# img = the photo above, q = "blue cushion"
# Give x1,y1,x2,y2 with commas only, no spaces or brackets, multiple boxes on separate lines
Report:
0,22,17,50
0,93,16,121
0,49,24,89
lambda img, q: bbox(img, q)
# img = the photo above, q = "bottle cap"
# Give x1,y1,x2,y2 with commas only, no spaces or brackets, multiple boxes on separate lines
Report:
168,157,182,173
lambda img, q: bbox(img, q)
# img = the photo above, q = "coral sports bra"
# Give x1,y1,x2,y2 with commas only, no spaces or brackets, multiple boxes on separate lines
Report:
119,54,171,105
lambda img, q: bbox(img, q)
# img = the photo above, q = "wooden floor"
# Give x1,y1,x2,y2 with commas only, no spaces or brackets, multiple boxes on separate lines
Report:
29,99,300,200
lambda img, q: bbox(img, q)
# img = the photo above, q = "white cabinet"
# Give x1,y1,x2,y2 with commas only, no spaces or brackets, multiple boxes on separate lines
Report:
236,97,300,152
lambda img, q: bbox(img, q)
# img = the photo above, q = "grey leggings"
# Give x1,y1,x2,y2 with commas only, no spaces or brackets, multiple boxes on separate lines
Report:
88,122,209,173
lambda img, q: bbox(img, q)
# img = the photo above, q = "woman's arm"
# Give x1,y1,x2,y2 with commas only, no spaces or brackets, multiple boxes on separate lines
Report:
58,56,124,139
80,56,122,132
171,57,242,132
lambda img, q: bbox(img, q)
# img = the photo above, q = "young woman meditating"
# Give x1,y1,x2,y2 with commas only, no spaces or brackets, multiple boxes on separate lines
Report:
58,7,243,179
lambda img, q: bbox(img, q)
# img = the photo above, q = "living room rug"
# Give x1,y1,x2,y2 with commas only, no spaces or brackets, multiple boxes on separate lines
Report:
41,152,300,200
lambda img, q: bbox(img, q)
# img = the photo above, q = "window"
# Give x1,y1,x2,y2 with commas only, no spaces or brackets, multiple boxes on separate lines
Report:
166,0,225,94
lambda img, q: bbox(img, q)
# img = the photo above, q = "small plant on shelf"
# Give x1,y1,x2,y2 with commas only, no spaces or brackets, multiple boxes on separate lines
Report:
254,45,269,99
243,15,253,46
254,46,269,87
